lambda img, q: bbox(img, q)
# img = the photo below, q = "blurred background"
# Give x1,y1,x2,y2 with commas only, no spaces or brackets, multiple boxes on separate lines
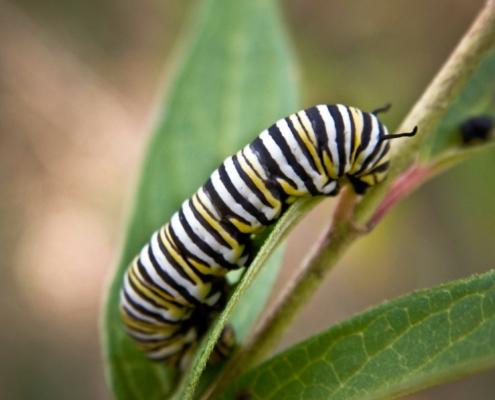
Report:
0,0,494,399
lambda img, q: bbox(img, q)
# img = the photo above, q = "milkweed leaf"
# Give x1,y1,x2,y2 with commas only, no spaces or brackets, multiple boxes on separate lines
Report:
101,0,299,399
218,270,495,400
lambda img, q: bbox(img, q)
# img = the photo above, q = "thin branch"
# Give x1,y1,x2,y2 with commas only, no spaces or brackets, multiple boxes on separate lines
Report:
205,1,495,397
233,187,363,373
367,141,495,229
368,164,430,230
355,0,495,224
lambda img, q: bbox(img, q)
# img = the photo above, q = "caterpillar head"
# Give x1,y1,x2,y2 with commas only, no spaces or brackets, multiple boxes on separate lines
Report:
348,124,417,195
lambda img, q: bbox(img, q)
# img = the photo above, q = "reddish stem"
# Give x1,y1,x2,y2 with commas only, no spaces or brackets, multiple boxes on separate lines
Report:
368,164,431,229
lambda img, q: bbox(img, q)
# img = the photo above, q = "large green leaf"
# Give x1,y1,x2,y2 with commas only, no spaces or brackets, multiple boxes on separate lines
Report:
218,270,495,400
420,50,495,161
101,0,298,399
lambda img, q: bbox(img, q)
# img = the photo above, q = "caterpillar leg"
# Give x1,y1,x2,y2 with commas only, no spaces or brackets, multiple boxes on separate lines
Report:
178,324,236,369
209,324,236,364
347,174,370,195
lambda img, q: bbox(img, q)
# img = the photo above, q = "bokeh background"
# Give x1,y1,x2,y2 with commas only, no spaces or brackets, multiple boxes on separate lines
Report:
1,0,494,399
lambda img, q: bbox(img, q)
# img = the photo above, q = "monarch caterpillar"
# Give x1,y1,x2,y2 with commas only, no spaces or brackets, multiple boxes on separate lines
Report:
119,104,417,368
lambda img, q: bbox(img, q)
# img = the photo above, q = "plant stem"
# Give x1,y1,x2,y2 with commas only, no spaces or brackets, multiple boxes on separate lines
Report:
368,164,430,230
205,1,495,397
355,0,495,224
232,187,363,377
368,141,495,229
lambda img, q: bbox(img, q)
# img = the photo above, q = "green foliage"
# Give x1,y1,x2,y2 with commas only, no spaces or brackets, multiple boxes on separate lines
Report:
217,270,495,400
101,0,495,398
101,0,298,399
421,50,495,162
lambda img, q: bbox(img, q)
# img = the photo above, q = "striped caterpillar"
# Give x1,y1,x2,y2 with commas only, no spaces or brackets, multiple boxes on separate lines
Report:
119,104,416,367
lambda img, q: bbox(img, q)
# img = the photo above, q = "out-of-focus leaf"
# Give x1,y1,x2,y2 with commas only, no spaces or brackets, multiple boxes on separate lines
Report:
101,0,299,398
420,50,495,161
218,270,495,400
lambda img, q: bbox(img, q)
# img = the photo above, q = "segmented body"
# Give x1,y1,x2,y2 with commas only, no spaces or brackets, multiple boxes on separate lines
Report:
119,104,395,365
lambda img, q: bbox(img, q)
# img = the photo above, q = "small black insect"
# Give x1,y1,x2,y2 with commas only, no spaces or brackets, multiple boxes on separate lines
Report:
460,115,494,144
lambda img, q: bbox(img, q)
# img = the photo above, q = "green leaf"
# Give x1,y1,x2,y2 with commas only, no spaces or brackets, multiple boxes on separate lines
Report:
101,0,299,399
217,270,495,400
420,50,495,161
